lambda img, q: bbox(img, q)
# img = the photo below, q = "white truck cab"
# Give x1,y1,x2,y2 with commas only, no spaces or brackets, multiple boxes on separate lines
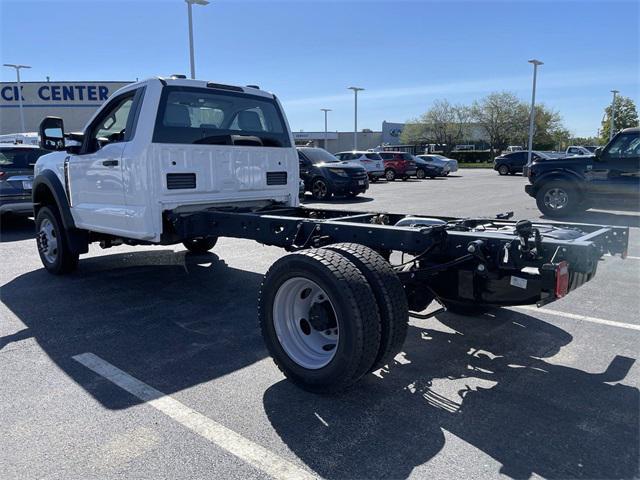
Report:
34,76,298,249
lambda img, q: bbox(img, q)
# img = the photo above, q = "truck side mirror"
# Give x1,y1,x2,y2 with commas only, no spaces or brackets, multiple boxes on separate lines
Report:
39,117,66,151
594,147,603,159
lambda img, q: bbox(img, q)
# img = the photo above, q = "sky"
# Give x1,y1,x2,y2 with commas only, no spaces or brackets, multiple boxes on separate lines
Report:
1,0,638,137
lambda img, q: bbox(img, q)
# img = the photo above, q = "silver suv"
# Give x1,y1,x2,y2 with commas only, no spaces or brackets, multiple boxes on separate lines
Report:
335,151,385,182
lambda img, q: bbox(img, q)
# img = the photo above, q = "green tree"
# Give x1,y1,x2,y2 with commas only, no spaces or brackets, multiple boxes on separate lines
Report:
471,92,525,152
600,96,638,142
400,100,470,152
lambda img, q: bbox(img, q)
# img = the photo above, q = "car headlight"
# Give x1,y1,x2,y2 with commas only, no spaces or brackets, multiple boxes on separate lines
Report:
328,169,349,177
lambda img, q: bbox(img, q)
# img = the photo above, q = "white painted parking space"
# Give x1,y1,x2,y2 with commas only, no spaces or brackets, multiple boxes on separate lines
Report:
513,305,640,331
73,353,317,480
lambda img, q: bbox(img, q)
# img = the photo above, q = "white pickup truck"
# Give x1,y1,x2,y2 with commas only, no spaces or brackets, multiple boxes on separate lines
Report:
33,76,628,393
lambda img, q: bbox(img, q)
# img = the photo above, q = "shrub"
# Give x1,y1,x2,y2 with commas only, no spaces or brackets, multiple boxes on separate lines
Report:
446,150,493,163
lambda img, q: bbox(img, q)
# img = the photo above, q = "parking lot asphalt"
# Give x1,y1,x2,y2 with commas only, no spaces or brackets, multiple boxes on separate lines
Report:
1,169,639,480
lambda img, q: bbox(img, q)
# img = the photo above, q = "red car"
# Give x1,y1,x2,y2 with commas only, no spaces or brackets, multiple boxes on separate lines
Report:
379,152,417,181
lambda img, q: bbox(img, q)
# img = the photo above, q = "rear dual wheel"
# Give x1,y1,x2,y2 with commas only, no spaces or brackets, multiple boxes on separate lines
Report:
259,245,408,393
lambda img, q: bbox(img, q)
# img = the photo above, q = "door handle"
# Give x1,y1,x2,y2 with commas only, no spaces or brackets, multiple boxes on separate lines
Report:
102,159,119,167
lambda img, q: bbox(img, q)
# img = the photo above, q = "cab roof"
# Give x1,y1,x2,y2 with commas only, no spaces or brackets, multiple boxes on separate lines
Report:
122,77,275,99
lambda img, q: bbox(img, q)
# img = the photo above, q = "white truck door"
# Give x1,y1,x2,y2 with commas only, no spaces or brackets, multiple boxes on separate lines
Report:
68,89,140,234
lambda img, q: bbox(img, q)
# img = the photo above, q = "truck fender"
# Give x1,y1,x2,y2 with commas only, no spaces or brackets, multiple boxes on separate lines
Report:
534,170,585,197
32,169,76,230
32,170,89,254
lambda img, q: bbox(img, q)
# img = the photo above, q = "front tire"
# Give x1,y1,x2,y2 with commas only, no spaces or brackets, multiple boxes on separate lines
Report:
498,164,510,176
259,249,381,393
536,181,582,218
311,178,331,200
35,206,79,275
416,168,426,179
385,169,396,181
182,237,218,254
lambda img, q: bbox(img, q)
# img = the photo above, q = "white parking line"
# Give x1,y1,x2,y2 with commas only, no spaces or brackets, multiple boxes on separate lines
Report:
513,306,640,331
73,353,317,480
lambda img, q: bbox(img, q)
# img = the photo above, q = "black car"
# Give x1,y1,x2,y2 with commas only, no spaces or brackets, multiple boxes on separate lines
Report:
413,155,447,179
0,145,49,217
494,150,549,175
525,127,640,217
297,147,369,200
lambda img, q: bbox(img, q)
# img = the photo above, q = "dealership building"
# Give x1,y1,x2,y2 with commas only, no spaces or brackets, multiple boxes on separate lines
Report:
0,81,132,135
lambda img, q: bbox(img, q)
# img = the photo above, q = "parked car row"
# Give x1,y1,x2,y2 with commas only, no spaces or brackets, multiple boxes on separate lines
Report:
299,147,458,200
0,144,48,217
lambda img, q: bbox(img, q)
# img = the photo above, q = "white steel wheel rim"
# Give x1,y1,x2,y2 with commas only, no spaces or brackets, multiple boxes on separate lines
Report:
544,188,569,210
38,218,58,264
272,277,339,369
312,180,327,198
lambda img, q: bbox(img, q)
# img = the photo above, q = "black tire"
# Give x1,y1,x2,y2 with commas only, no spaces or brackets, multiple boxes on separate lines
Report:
442,300,490,316
182,237,218,254
416,168,426,179
258,249,381,393
385,169,396,181
35,206,79,275
430,176,436,179
325,243,408,371
346,191,358,198
498,164,510,176
402,176,409,181
370,176,378,183
311,178,331,200
535,180,582,218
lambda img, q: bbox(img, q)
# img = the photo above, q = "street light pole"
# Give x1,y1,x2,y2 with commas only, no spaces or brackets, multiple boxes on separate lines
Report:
185,0,210,79
609,89,619,141
320,108,331,149
3,63,31,133
527,59,543,166
348,87,364,150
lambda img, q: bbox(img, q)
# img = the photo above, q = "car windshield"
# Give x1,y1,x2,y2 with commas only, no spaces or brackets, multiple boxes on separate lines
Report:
585,146,597,153
0,148,48,169
153,86,291,147
300,148,339,164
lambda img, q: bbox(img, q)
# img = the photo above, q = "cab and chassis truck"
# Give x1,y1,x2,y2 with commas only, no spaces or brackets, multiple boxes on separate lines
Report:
33,77,629,393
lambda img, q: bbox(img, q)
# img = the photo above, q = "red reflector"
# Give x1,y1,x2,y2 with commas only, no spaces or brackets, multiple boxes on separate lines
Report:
555,261,569,298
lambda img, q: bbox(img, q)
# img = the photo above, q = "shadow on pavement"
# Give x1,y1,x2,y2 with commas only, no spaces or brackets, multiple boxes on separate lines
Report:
0,215,35,243
1,250,638,478
0,250,267,409
302,194,374,204
264,310,639,479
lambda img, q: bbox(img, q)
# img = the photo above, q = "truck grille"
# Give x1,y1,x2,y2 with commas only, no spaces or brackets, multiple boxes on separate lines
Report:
267,171,287,186
167,173,196,189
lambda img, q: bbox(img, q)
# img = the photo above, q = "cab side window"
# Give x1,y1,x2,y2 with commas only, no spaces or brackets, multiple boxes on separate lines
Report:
84,91,137,153
606,133,640,159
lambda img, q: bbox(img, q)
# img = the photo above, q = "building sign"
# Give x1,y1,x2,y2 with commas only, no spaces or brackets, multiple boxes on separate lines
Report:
0,81,131,134
293,131,338,141
0,81,130,107
382,121,405,145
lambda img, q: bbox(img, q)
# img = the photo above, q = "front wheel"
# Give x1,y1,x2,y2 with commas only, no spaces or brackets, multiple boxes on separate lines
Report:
416,168,426,179
35,206,79,275
498,164,510,176
385,169,396,181
182,237,218,254
535,181,582,218
311,178,331,200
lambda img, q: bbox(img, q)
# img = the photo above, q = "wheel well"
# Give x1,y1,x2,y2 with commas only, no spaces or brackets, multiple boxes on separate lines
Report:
33,183,56,217
535,175,584,198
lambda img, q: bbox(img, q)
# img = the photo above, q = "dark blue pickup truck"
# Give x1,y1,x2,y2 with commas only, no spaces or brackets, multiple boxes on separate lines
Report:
525,128,640,217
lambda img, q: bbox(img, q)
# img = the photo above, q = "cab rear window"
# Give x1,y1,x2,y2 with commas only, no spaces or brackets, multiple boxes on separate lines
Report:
153,86,291,147
0,148,47,169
